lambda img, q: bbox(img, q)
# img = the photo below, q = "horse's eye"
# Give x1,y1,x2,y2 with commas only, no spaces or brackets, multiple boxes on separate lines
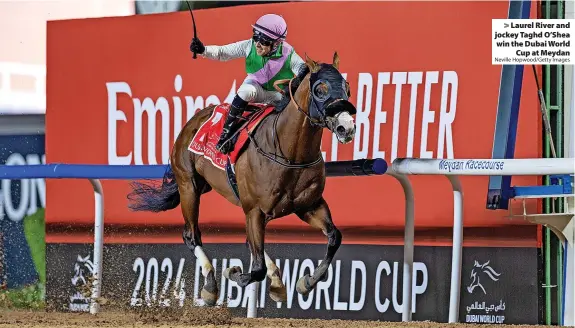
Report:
314,83,329,99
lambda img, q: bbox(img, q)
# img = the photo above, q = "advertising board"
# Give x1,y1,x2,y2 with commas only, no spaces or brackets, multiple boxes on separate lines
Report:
0,134,45,292
46,242,538,324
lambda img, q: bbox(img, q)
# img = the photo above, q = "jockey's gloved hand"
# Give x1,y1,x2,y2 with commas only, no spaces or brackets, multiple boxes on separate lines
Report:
190,38,205,55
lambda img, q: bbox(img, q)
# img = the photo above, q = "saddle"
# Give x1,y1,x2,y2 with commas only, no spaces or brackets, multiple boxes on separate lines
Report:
188,102,277,202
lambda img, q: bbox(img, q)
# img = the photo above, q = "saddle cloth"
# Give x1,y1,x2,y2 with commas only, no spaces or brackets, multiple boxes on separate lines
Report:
188,103,275,170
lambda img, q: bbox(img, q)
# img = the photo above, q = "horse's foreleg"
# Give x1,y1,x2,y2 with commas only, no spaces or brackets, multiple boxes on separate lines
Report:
179,180,218,306
224,208,267,287
264,251,287,302
295,197,342,296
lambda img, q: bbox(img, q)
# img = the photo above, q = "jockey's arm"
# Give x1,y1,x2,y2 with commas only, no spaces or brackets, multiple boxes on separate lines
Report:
290,51,307,76
202,39,251,61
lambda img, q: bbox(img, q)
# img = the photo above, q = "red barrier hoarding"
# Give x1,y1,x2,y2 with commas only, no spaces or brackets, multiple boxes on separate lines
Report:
46,1,540,242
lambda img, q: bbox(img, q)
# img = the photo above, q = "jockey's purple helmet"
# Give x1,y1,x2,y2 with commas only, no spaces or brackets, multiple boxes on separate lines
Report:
252,14,287,41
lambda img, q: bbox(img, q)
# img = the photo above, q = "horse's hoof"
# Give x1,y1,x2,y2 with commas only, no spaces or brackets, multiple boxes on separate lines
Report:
270,285,288,302
201,287,218,306
296,274,312,296
223,266,242,280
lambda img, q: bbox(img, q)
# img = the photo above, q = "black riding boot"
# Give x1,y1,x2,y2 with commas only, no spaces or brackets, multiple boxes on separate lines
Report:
216,96,248,154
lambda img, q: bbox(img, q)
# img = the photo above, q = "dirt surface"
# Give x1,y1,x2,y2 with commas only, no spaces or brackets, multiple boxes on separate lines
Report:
0,308,554,328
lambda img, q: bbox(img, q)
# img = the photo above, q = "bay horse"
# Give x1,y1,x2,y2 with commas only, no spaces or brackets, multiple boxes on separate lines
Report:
127,52,357,306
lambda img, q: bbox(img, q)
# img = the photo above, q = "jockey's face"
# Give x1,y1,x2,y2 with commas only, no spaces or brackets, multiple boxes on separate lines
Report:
255,41,272,56
253,30,279,56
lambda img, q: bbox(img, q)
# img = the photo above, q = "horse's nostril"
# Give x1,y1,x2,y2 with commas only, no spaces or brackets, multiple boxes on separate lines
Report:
336,125,346,135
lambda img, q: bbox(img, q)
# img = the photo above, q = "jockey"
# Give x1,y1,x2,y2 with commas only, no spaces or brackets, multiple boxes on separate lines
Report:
189,13,306,155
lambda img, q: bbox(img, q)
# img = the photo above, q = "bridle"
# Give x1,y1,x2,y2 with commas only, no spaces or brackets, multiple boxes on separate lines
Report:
277,73,350,129
244,74,330,169
283,77,324,127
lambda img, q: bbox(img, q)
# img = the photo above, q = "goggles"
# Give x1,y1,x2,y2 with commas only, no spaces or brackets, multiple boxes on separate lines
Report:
252,30,275,47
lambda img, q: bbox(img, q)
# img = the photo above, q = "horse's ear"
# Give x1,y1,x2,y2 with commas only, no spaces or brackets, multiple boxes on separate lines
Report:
332,51,340,69
304,53,320,73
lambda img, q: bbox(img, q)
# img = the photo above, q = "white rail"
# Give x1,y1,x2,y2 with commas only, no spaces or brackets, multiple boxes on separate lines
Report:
391,157,575,324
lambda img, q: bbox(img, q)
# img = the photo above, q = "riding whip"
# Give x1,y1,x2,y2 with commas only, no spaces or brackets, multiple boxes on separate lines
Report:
184,0,199,59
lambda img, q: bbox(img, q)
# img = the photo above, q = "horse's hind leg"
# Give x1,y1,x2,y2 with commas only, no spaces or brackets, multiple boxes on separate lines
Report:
179,176,218,306
295,197,342,295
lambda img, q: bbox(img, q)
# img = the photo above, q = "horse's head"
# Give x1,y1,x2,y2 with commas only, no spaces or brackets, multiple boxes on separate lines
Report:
292,52,357,144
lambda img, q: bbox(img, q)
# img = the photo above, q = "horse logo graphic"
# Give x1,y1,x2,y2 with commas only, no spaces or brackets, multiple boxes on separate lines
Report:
467,260,501,294
71,254,95,286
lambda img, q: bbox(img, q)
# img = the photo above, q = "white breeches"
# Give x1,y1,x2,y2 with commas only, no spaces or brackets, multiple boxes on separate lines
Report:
237,80,283,104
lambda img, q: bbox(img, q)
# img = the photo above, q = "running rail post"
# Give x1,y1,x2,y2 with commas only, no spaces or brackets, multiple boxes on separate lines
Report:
89,179,104,314
387,172,415,322
246,253,259,318
447,175,463,323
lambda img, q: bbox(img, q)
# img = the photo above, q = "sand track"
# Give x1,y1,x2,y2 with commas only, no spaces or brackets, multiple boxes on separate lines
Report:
0,308,552,328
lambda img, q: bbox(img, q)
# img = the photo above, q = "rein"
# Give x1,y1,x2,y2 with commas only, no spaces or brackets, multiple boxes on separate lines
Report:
244,76,323,169
285,77,326,127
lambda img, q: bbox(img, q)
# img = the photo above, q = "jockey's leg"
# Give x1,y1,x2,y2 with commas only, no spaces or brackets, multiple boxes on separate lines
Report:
215,95,247,154
253,86,283,104
216,82,258,154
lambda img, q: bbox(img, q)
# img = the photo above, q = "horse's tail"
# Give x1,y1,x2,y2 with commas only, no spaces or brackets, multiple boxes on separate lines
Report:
127,164,181,212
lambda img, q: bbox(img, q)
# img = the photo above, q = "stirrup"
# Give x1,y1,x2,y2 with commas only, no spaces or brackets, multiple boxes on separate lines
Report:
217,126,233,143
216,138,233,154
217,133,230,146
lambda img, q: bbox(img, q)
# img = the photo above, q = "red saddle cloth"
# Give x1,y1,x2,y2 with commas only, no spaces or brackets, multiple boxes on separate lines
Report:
188,103,275,170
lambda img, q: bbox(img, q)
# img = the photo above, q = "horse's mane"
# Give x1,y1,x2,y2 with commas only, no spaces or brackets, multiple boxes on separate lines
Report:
271,65,310,112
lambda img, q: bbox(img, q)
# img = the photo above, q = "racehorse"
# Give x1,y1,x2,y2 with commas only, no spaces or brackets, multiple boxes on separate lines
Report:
127,52,357,306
